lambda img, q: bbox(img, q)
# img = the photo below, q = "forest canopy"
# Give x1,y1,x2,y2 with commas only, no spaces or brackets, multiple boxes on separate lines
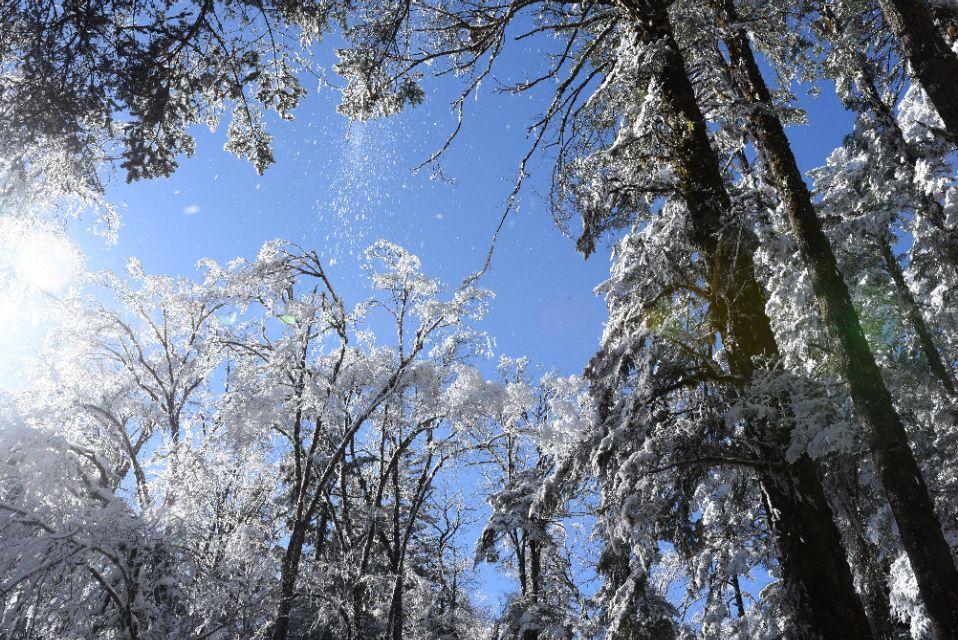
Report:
2,0,958,639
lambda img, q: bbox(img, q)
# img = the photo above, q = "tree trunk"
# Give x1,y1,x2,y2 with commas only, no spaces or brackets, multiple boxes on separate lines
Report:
876,0,958,142
757,456,875,638
731,575,746,619
719,6,958,636
611,1,873,637
386,570,404,640
529,540,541,599
272,519,307,640
516,533,528,596
522,540,542,640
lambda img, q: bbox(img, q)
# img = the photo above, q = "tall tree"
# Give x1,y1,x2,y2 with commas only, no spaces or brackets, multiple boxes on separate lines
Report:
593,2,871,635
709,0,958,634
476,362,593,640
1,239,503,640
216,241,492,640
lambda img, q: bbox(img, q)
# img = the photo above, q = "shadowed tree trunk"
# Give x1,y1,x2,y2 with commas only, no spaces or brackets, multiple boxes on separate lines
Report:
718,4,958,635
272,518,308,640
522,540,542,640
609,1,874,637
386,569,404,640
876,0,958,143
731,575,746,620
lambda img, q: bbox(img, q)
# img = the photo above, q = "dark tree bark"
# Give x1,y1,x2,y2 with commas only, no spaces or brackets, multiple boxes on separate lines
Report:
876,0,958,143
731,575,746,620
718,4,958,636
272,519,307,640
529,540,542,600
609,1,874,637
386,570,405,640
516,531,528,596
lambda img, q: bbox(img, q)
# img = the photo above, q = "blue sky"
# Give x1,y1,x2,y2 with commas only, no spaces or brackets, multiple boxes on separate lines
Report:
80,54,614,381
74,42,857,382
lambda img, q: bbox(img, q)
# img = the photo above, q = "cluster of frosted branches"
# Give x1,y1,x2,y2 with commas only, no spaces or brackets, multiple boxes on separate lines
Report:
4,0,958,638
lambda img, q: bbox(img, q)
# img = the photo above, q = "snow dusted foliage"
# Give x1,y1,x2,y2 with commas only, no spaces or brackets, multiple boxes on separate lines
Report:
227,241,499,640
474,359,596,640
6,0,958,637
0,416,171,639
0,0,339,212
2,252,269,638
0,239,549,640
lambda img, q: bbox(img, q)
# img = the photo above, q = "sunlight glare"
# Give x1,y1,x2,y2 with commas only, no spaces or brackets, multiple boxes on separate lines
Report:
0,217,81,385
9,227,78,293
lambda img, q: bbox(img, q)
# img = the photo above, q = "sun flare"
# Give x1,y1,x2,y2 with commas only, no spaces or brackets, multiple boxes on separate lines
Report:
0,217,81,383
9,227,79,293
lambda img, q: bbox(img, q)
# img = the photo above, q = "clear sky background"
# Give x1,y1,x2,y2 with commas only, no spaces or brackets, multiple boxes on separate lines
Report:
82,75,611,383
75,44,856,382
37,36,858,616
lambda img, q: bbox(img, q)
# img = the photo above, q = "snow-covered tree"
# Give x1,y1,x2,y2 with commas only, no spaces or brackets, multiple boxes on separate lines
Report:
475,359,596,640
0,239,512,640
